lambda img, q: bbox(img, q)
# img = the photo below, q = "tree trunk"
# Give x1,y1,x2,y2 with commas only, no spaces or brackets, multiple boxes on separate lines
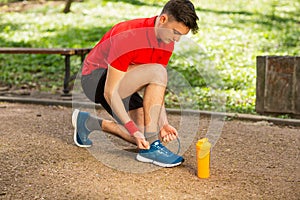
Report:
63,0,73,13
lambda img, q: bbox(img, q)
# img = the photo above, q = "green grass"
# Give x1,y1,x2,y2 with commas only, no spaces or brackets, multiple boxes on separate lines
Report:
0,0,299,113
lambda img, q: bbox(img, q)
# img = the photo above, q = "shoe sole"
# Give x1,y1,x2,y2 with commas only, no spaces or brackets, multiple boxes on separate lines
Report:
72,109,92,148
136,154,183,168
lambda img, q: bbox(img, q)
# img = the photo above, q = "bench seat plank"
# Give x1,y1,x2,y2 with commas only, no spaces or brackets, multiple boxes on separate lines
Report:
0,47,92,94
0,47,91,55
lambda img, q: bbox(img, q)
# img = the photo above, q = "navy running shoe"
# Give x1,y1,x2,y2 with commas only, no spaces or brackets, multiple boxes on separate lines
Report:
72,109,92,147
136,140,184,167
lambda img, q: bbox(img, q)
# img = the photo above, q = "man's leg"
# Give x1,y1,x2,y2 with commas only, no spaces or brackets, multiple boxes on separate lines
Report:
143,83,166,143
77,64,166,146
86,64,167,144
76,64,183,167
79,67,145,146
117,64,167,143
118,64,183,167
74,111,138,147
100,107,144,145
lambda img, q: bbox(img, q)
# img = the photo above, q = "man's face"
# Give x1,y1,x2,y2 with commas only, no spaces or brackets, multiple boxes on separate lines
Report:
156,14,190,44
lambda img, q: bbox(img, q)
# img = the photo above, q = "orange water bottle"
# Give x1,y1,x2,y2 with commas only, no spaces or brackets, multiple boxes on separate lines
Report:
196,138,211,178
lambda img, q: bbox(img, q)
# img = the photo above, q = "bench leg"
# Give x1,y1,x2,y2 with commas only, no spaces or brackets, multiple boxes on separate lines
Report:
63,55,71,94
81,54,85,63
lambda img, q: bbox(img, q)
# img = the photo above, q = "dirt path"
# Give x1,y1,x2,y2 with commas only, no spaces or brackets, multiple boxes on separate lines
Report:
0,102,299,199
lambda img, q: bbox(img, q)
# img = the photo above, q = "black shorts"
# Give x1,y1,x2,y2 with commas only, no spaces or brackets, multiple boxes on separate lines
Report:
81,68,143,123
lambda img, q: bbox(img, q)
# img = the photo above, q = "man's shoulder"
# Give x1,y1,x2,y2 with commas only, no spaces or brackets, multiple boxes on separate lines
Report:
98,16,157,47
113,16,156,31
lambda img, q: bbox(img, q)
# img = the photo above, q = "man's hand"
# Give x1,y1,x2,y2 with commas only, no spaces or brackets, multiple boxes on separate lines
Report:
160,124,178,143
133,131,150,149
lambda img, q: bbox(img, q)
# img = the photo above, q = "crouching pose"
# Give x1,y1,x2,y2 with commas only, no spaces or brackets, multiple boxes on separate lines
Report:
72,0,199,167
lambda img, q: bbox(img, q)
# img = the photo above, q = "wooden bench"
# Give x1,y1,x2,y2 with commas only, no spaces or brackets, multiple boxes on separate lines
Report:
0,47,92,94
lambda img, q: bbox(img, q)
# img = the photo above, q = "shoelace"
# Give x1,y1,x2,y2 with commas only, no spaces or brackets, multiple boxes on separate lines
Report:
157,143,173,155
157,138,181,155
176,137,181,154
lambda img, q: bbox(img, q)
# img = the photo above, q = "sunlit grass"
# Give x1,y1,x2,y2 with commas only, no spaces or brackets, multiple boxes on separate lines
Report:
0,0,299,113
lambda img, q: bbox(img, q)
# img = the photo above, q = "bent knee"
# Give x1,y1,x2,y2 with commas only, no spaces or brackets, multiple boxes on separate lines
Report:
148,64,167,86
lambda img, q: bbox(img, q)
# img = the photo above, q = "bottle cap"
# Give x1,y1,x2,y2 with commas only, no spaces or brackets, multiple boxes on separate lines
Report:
196,138,211,158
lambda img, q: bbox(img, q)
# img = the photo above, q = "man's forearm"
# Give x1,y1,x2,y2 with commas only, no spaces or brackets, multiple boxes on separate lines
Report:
109,91,131,124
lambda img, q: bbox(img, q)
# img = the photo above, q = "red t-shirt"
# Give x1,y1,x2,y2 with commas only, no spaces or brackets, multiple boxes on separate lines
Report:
82,16,174,75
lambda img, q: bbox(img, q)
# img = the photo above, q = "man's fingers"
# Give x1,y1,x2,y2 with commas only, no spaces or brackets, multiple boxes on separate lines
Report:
163,135,169,142
163,133,177,142
170,129,179,137
174,131,179,137
163,135,171,142
143,140,150,149
171,133,178,140
139,140,150,149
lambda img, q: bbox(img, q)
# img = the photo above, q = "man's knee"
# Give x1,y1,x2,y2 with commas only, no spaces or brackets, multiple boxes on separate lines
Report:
149,64,167,86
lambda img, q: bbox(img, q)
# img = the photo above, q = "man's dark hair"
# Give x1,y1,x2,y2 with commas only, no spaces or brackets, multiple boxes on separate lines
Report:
161,0,199,34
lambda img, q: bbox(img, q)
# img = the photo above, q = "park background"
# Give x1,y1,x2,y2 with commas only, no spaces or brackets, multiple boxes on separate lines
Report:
0,0,299,114
0,1,300,199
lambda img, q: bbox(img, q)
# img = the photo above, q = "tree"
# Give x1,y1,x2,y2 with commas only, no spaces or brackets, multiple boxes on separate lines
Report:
63,0,73,13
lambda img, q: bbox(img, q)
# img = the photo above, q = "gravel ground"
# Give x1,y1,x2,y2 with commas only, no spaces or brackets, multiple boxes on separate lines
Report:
0,102,299,199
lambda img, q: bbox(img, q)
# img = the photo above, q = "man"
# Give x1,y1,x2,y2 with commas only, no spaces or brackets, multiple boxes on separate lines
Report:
73,0,199,167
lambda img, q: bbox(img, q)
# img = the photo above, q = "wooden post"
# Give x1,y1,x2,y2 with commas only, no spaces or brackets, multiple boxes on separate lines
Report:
256,56,300,117
255,56,266,113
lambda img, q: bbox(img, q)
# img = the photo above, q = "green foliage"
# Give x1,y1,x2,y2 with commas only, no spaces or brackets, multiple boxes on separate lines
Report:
0,0,21,3
0,0,299,113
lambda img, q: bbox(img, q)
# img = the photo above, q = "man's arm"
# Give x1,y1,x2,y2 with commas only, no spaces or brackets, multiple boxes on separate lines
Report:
104,65,149,149
159,102,178,142
104,65,130,124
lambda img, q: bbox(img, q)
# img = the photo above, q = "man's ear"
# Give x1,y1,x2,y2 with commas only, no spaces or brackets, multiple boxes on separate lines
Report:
159,14,169,24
